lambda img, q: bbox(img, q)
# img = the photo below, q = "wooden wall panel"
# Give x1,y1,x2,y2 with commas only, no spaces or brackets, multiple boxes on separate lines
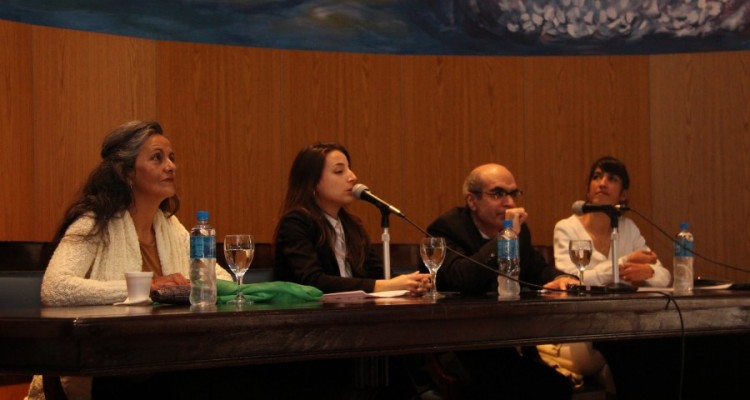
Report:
401,56,525,241
156,43,283,242
32,26,156,240
3,17,750,287
0,21,33,240
525,56,652,247
650,52,750,282
281,51,404,242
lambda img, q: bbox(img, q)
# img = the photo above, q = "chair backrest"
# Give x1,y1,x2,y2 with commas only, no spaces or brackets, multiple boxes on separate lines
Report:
216,242,275,284
0,241,56,271
533,245,554,268
0,242,54,307
372,243,422,276
0,271,43,307
374,243,556,272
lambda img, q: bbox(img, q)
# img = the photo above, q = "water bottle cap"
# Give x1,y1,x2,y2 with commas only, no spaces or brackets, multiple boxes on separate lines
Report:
503,219,513,228
197,210,209,221
679,222,689,230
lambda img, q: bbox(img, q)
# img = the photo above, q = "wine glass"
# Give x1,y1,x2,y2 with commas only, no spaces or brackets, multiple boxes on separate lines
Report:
420,237,446,300
569,240,593,284
224,234,255,305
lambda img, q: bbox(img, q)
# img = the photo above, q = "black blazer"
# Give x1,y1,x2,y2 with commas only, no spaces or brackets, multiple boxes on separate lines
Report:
273,209,383,293
427,206,564,293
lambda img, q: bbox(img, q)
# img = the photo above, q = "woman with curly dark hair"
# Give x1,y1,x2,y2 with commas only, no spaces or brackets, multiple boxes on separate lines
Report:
42,120,230,306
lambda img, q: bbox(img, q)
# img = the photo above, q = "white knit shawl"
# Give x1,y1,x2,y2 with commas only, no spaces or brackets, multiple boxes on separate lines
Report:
42,210,193,306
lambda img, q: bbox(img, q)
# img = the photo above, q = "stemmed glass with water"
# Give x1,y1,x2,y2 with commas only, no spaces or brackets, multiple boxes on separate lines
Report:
420,237,446,300
569,239,593,284
224,234,255,305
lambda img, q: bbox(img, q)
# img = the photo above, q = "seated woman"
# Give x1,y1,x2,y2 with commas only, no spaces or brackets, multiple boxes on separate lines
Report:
27,121,230,400
272,142,432,398
539,156,671,394
553,156,670,288
273,142,430,294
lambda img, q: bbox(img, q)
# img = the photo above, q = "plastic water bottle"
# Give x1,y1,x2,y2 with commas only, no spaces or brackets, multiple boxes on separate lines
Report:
189,210,217,306
673,222,694,294
497,219,520,299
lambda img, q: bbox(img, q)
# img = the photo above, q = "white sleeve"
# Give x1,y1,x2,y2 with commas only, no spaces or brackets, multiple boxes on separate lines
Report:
553,219,580,277
616,219,671,287
41,217,127,306
554,217,611,286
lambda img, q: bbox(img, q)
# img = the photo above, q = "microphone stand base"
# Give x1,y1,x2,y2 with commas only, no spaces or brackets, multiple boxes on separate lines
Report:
568,283,637,294
605,282,638,293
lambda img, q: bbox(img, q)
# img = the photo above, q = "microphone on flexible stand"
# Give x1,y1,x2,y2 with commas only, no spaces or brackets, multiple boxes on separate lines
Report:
353,184,404,279
568,200,636,293
571,200,629,216
353,184,404,218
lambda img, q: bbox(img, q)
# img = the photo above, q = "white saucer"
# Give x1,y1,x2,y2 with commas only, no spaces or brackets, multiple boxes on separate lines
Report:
693,279,733,290
114,297,153,306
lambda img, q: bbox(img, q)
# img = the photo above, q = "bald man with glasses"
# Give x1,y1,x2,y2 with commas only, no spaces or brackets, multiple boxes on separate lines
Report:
428,163,577,294
424,163,578,399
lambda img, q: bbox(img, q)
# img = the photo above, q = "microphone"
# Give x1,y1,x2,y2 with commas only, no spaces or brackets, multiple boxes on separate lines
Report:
353,184,404,217
572,200,629,216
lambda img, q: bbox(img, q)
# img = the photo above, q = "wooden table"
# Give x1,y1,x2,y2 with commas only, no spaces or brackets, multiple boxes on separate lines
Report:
2,289,750,377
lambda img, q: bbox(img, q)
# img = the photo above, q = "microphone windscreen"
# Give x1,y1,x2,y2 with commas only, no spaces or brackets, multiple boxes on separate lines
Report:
571,200,586,215
352,184,369,200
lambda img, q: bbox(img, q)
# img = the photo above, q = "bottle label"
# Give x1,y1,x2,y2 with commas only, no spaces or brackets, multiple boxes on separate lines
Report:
498,238,519,260
190,236,216,258
674,240,694,257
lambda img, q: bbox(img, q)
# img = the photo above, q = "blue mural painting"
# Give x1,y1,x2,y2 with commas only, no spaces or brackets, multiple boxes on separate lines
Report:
0,0,748,55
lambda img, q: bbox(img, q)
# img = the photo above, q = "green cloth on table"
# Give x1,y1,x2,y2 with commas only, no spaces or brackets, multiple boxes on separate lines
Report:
216,279,322,304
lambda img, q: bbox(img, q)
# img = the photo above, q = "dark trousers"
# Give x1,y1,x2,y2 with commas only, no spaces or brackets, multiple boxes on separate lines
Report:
596,334,750,400
445,348,572,399
92,357,423,399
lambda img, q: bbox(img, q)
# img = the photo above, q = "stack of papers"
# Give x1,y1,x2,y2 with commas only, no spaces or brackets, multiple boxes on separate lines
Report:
322,290,408,301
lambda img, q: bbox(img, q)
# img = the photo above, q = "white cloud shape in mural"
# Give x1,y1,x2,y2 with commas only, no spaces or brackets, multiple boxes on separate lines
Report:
460,0,748,43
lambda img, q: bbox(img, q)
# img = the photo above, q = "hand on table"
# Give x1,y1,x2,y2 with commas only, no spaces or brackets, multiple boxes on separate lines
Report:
375,271,432,295
543,275,580,291
151,273,190,291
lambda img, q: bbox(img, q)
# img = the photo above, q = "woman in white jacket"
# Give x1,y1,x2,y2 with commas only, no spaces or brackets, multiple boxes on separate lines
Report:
553,156,670,288
539,156,671,395
28,120,229,400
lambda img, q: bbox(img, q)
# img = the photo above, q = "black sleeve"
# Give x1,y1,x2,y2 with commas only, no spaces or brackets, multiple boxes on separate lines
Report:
427,218,497,294
273,211,377,293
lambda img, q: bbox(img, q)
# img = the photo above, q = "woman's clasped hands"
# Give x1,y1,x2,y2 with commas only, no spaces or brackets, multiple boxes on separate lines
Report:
618,249,658,284
374,271,432,296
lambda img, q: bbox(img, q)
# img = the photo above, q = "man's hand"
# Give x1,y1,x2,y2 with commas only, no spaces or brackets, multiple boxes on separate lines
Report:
543,275,579,290
504,208,528,234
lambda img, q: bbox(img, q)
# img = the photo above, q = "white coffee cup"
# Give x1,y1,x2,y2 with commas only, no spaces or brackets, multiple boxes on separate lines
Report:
124,271,154,303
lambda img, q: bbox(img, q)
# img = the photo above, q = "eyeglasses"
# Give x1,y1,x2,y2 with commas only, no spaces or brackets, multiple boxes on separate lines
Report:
472,189,523,201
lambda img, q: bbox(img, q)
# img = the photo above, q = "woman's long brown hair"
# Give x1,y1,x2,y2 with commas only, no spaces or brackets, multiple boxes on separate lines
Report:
53,121,180,245
275,142,369,276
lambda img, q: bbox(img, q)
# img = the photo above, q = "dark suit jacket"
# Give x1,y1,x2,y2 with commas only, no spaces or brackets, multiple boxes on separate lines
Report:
273,209,383,293
427,206,564,294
